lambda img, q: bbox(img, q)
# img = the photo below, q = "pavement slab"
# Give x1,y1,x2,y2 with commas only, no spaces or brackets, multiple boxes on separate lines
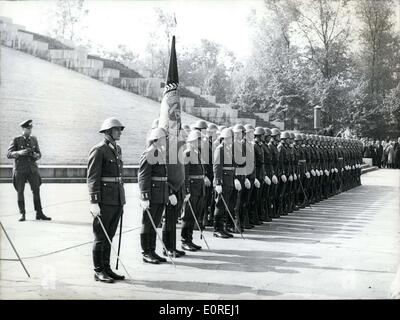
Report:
0,169,399,299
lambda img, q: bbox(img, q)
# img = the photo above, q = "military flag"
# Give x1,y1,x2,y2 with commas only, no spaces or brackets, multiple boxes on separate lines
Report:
158,35,185,191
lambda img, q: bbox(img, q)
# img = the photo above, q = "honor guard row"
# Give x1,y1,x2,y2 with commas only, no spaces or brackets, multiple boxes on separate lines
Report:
6,118,363,284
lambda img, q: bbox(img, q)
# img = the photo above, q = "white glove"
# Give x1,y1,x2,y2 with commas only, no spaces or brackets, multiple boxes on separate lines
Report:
331,168,334,173
281,175,287,183
324,170,329,176
264,176,272,185
352,165,355,170
204,176,211,187
90,203,101,217
244,178,251,189
169,194,177,206
272,175,278,184
335,168,338,173
234,179,242,191
311,169,316,176
288,175,293,182
346,166,350,170
184,193,191,202
305,172,311,179
254,178,261,188
293,173,297,180
320,170,323,176
140,200,150,210
341,168,344,172
316,170,320,177
215,185,222,194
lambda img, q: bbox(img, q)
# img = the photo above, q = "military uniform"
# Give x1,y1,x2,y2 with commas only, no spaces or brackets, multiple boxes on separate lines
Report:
181,143,205,248
7,120,50,221
268,138,280,218
138,143,171,261
213,140,235,238
87,136,125,273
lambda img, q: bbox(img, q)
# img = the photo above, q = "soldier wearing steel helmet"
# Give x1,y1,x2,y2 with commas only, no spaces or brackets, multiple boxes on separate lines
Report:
204,123,219,227
138,127,176,264
260,128,274,222
287,132,296,213
269,128,281,218
228,124,246,234
253,127,266,226
293,133,304,210
87,117,126,283
181,130,205,251
192,120,211,230
277,131,290,215
212,127,235,238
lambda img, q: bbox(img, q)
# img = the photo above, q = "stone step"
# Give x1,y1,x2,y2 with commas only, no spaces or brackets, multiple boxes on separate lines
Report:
0,177,137,183
361,166,378,175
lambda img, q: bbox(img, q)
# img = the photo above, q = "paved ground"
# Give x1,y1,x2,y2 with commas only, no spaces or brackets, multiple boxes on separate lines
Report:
0,169,399,299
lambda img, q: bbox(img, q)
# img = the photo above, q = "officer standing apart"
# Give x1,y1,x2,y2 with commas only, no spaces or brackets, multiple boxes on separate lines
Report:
87,117,126,283
7,119,51,222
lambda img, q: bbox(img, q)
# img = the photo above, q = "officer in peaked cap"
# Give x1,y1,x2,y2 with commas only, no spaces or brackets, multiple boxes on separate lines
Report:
7,119,51,222
87,117,126,283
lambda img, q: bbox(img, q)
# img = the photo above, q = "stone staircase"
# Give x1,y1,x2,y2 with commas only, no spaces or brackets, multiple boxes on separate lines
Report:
361,163,378,175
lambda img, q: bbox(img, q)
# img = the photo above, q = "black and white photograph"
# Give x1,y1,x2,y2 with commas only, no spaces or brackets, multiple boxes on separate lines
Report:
0,0,399,304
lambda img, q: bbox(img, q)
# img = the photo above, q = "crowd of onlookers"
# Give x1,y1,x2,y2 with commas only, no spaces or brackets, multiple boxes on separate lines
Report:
362,138,400,169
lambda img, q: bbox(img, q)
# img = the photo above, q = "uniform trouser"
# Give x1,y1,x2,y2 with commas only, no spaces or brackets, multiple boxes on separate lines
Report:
214,187,235,232
181,195,203,243
240,183,254,227
269,181,279,217
163,189,184,251
12,168,42,214
140,203,165,254
93,204,123,272
277,179,287,215
204,185,213,225
258,182,267,220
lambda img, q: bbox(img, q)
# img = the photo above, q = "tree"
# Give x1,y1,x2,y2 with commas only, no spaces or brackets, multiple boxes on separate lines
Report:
50,0,89,43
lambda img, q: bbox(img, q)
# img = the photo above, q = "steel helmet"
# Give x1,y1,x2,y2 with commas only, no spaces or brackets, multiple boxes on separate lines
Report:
99,117,125,133
186,130,202,142
193,120,208,130
271,128,280,136
254,127,265,135
232,124,246,133
220,128,233,139
207,123,218,132
301,133,307,140
294,133,303,141
280,131,290,139
264,128,272,136
244,124,255,132
148,127,168,141
217,125,226,132
289,132,296,139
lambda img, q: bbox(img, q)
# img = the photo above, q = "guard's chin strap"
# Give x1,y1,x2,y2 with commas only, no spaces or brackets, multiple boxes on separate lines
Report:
104,133,117,148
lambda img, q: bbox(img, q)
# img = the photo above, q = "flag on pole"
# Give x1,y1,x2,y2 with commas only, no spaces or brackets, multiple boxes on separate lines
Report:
158,35,185,191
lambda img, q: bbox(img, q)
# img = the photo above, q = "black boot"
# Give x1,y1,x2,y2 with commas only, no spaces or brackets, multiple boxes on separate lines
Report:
104,266,125,280
213,230,229,238
181,242,197,251
189,241,202,250
143,252,160,264
36,211,51,220
94,271,114,283
150,233,166,263
19,213,26,222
